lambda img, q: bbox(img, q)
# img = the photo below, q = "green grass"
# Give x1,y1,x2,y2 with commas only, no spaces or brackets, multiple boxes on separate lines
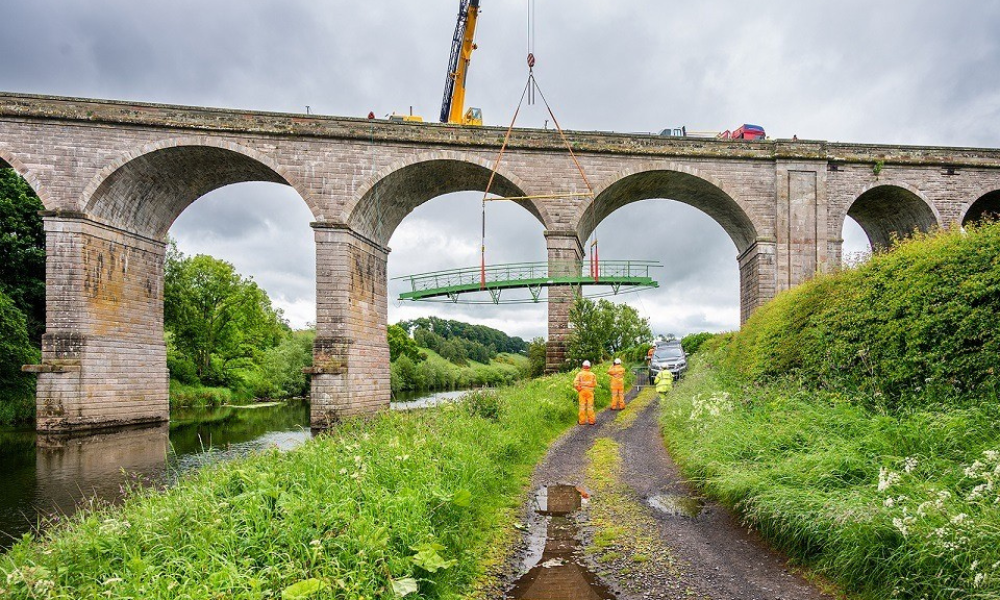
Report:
661,356,1000,599
657,224,1000,599
1,369,612,599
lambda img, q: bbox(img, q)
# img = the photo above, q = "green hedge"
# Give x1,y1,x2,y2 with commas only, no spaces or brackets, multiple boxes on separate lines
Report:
720,223,1000,410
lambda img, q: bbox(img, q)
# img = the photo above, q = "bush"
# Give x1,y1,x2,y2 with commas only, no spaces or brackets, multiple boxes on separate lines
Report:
168,380,234,408
680,332,715,355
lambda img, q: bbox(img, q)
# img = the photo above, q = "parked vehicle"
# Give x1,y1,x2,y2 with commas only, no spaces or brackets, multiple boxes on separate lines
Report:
718,124,766,140
648,345,687,384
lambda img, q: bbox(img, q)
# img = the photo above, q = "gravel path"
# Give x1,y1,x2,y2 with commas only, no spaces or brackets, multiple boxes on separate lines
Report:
501,386,838,600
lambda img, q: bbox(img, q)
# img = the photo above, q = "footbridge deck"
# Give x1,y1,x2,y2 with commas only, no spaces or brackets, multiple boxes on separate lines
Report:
394,260,661,304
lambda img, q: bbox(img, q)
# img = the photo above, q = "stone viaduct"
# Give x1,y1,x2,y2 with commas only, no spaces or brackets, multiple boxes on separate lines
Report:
1,92,999,432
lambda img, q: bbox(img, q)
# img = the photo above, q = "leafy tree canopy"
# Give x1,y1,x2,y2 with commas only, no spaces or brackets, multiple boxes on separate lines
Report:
164,244,288,385
0,168,45,343
388,323,424,362
566,297,652,366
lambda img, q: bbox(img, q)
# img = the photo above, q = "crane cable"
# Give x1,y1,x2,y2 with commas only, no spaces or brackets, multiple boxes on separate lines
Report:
480,76,531,289
480,67,598,288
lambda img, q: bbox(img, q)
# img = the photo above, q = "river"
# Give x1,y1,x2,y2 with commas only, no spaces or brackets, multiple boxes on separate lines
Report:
0,389,469,552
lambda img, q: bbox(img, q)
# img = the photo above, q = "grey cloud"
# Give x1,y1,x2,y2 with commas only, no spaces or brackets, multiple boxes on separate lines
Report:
4,0,997,334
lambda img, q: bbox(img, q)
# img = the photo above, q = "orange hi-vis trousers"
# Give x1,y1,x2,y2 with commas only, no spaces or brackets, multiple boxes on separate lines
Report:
577,389,595,425
608,364,626,410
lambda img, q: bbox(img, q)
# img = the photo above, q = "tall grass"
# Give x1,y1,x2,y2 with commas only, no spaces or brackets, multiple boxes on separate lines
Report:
1,368,612,599
659,224,1000,599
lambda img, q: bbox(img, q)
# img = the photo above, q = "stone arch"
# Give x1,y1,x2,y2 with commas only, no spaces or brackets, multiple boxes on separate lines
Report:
0,146,57,210
845,182,940,249
960,187,1000,227
82,138,318,240
578,163,759,253
345,152,543,246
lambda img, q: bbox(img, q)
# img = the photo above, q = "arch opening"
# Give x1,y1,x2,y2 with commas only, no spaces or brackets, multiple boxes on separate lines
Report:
387,190,548,338
85,145,301,240
580,170,758,254
962,190,1000,227
847,185,937,249
593,199,742,337
348,159,541,247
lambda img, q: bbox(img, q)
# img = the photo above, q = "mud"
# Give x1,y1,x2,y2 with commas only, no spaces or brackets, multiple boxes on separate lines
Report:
507,485,617,600
498,385,839,600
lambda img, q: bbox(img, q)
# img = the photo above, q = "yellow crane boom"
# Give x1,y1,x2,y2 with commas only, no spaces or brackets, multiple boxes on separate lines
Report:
440,0,483,126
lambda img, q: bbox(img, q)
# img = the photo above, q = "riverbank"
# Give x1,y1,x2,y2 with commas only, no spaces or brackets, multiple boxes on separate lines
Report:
1,369,610,598
391,349,529,396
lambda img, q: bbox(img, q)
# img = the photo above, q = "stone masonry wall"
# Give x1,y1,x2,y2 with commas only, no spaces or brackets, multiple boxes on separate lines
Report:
33,216,168,431
310,224,390,427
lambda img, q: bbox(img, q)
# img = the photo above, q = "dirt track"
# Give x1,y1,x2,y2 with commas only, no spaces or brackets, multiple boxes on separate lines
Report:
501,386,838,600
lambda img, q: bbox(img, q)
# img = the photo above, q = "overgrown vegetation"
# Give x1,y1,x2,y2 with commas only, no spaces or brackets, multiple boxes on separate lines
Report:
679,331,714,356
660,223,1000,599
1,370,608,599
0,168,45,425
565,297,652,368
165,245,314,407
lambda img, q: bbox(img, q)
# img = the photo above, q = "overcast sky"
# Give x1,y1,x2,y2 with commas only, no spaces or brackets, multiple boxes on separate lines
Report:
3,1,999,339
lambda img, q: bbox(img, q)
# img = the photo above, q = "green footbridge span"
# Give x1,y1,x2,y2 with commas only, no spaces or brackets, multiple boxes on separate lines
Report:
394,260,661,304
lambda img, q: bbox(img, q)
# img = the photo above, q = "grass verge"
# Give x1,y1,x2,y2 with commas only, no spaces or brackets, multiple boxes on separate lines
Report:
661,357,1000,599
583,433,676,589
1,370,605,599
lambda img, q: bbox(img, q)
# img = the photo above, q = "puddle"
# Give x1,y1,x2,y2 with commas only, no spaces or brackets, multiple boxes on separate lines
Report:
648,493,705,518
507,485,617,600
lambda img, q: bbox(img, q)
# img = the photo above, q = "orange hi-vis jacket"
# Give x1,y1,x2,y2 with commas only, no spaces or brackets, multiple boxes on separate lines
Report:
607,364,626,390
574,369,597,393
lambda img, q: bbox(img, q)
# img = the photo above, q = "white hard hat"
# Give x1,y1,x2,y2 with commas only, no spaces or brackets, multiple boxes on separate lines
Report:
582,360,591,368
614,358,621,364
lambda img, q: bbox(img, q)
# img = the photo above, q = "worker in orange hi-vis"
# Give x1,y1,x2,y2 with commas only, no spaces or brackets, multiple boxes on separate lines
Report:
608,358,626,410
573,360,598,425
646,345,654,364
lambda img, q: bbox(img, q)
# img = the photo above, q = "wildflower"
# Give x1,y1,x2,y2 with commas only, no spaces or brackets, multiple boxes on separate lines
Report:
984,450,999,462
878,467,901,492
892,517,909,536
951,513,969,525
965,461,986,478
339,468,348,475
903,457,918,473
975,573,986,587
884,497,895,508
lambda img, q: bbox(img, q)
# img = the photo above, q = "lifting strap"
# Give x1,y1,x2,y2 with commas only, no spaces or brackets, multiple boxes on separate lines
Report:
481,59,599,288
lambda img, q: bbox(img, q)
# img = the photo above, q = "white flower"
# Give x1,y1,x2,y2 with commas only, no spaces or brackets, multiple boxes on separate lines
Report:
892,517,909,536
878,468,901,492
951,513,969,525
904,457,918,473
975,573,986,587
984,450,999,462
884,497,895,508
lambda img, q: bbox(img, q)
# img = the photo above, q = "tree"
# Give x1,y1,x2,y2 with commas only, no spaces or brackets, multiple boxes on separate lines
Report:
527,337,547,377
164,246,287,384
0,290,38,412
0,168,45,343
388,324,424,362
566,297,652,366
